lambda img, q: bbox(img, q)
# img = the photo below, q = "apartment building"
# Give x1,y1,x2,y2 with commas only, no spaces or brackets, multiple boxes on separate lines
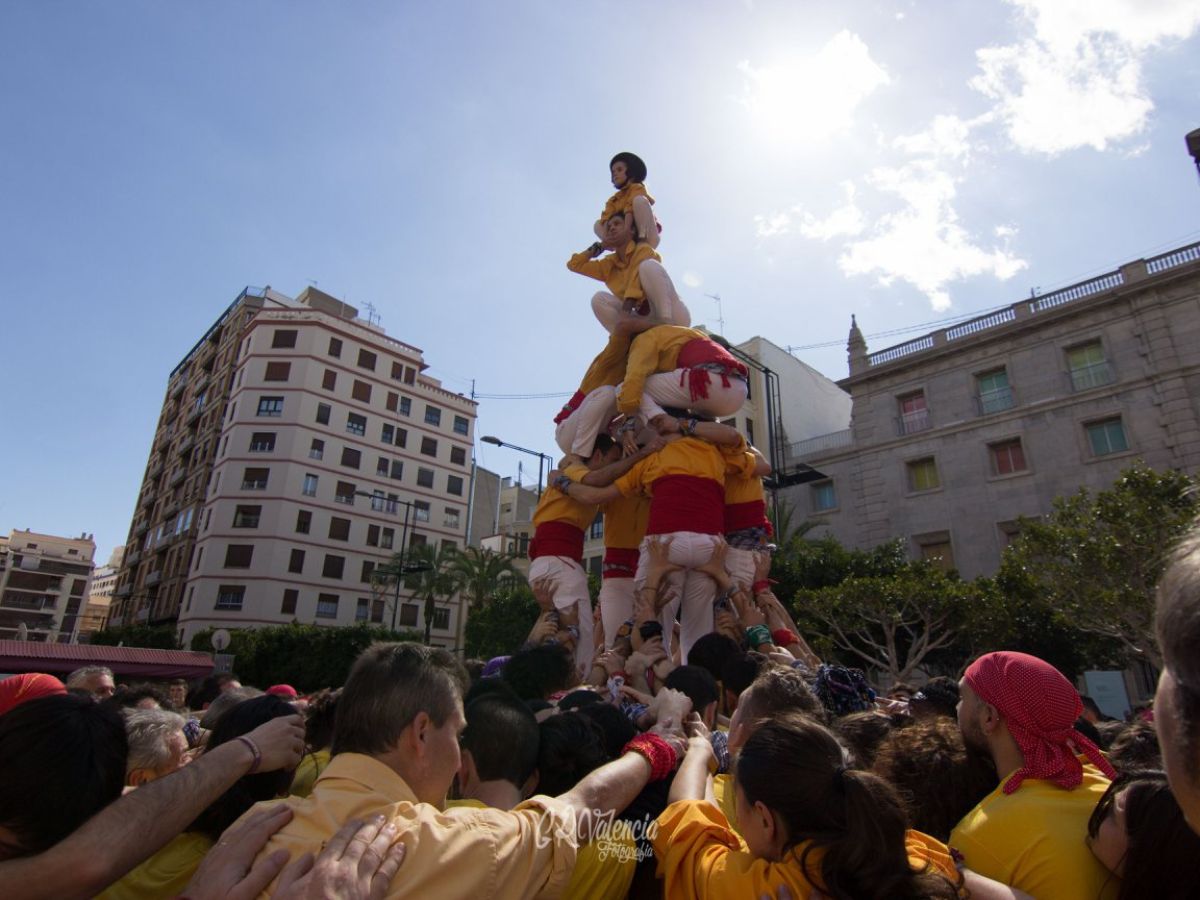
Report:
785,242,1200,578
109,286,478,647
0,529,96,642
80,545,124,638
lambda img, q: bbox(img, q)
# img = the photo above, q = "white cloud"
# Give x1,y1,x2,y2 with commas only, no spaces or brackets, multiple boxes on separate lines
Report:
682,271,703,289
797,182,866,240
738,31,890,144
892,114,978,160
973,0,1200,155
754,210,797,238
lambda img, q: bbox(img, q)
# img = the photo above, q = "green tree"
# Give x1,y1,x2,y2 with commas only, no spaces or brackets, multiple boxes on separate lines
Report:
447,547,518,611
402,542,462,645
462,583,540,661
90,623,180,649
994,461,1197,669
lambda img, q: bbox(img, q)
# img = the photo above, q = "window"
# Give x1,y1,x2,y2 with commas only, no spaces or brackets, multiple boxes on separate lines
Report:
322,555,345,580
310,438,324,460
441,539,457,553
316,403,331,425
377,456,390,476
281,589,298,616
811,481,837,512
907,458,940,492
897,391,930,435
346,413,367,436
1086,418,1129,456
395,427,407,448
414,500,431,522
404,367,416,385
233,505,261,528
322,369,337,391
288,549,306,573
431,607,451,631
328,337,342,358
450,446,466,466
335,481,357,505
367,524,381,547
1067,341,1114,391
399,397,411,416
264,361,291,382
386,392,399,412
391,361,404,381
352,380,372,403
989,438,1028,476
425,405,442,427
249,432,276,453
918,538,956,573
447,475,464,496
381,423,395,443
421,436,438,457
328,517,351,541
390,459,403,480
977,369,1014,415
453,415,469,436
316,594,339,619
589,512,604,540
242,467,269,490
341,447,362,469
257,396,283,417
445,507,461,529
361,560,376,583
216,585,245,611
272,329,297,348
357,349,377,370
371,599,385,623
356,598,370,622
399,604,419,627
417,468,434,489
380,527,395,549
295,509,312,534
224,545,254,568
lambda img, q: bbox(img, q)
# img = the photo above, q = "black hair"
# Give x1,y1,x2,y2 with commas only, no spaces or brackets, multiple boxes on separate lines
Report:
558,689,603,711
187,672,240,710
609,152,647,184
663,666,719,715
688,633,741,686
464,675,524,707
1088,769,1200,899
638,621,664,642
833,711,898,770
721,651,770,703
105,682,172,712
462,695,540,789
0,694,128,858
576,702,637,760
587,433,616,462
1074,716,1103,749
1108,720,1162,774
191,695,299,840
303,688,341,753
501,643,575,701
536,712,609,796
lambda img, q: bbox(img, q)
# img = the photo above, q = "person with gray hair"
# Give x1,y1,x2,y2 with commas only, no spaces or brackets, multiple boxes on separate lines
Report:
66,666,115,699
124,708,189,787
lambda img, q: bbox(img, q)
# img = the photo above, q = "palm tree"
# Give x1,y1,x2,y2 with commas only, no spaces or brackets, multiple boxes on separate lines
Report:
769,499,820,551
447,547,519,612
402,542,462,645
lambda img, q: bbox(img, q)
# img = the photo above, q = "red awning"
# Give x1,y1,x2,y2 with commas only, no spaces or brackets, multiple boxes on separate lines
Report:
0,640,214,680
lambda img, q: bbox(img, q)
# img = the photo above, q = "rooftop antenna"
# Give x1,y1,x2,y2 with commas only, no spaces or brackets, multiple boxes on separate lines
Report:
704,293,725,334
362,301,381,327
307,279,319,288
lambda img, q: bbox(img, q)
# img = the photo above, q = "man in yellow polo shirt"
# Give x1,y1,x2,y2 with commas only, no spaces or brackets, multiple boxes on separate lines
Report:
951,651,1120,899
616,325,749,424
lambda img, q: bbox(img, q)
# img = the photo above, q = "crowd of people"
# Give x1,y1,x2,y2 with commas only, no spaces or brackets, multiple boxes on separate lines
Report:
2,155,1199,898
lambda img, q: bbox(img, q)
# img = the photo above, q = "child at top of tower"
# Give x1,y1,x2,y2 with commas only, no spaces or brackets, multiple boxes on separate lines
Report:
594,152,660,250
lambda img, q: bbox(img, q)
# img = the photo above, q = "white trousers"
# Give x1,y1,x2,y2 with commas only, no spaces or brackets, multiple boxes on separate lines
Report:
598,577,637,650
555,385,618,457
634,532,722,664
528,555,594,677
637,369,748,421
590,260,691,333
725,546,757,593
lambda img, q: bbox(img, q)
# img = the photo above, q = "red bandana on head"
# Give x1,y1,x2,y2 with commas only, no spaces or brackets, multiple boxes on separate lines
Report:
964,651,1116,794
0,673,66,717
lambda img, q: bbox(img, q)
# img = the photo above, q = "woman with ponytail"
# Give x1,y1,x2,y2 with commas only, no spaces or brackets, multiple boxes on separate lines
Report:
654,711,1031,899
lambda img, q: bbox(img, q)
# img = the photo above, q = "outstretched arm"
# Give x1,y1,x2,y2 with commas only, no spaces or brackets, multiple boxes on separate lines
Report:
579,443,655,486
566,245,609,281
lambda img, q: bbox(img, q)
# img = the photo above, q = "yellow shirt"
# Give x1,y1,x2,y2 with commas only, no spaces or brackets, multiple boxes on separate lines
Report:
234,753,578,899
600,182,654,223
532,463,595,533
615,437,730,497
616,325,708,413
566,240,661,301
721,450,762,503
96,831,212,900
289,747,331,799
949,762,1117,900
602,493,650,550
576,333,632,395
710,775,743,846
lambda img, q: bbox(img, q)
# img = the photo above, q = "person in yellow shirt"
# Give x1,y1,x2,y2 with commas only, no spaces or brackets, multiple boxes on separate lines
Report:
233,641,694,900
720,445,772,590
290,688,340,799
615,325,749,424
595,151,660,249
951,651,1120,900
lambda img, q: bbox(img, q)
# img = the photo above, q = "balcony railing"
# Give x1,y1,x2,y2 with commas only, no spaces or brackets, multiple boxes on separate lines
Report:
145,571,162,587
1068,361,1115,392
977,386,1016,416
787,429,853,460
177,435,194,456
896,408,932,436
125,550,141,566
134,520,149,537
169,468,187,488
115,584,132,598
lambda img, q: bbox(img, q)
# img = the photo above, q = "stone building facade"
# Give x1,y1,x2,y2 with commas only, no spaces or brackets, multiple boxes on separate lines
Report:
0,529,96,642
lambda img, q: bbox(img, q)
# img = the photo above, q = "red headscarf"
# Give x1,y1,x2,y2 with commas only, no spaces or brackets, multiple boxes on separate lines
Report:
964,651,1116,794
0,673,67,717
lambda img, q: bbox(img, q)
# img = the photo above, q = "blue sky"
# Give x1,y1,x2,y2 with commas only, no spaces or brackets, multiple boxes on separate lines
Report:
2,1,1198,562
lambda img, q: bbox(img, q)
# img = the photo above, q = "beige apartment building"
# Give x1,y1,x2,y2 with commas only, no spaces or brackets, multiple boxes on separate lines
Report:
785,241,1200,578
79,545,124,638
109,286,477,648
0,529,97,642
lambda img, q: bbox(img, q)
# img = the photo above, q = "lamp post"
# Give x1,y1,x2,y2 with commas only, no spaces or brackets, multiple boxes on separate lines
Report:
480,435,555,499
355,492,430,631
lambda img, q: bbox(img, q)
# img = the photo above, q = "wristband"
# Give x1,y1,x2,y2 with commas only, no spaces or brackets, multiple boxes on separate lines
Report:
744,624,773,649
553,474,573,493
752,579,772,595
622,732,679,781
772,628,799,647
683,417,698,436
619,417,639,435
236,735,262,774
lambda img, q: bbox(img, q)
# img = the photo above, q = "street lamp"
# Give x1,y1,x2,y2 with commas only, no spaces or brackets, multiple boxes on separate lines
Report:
480,435,555,499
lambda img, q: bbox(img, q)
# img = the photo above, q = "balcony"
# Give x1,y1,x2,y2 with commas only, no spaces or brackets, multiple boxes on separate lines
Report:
162,497,180,518
977,386,1016,416
896,408,932,436
141,488,157,508
115,584,132,598
177,435,195,456
135,607,149,622
192,372,210,394
125,549,142,566
134,520,149,537
147,459,163,479
145,571,162,587
169,378,188,400
169,467,187,488
1068,361,1115,392
185,404,205,426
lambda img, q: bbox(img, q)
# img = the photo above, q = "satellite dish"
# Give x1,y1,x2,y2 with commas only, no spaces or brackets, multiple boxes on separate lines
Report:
211,629,231,651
